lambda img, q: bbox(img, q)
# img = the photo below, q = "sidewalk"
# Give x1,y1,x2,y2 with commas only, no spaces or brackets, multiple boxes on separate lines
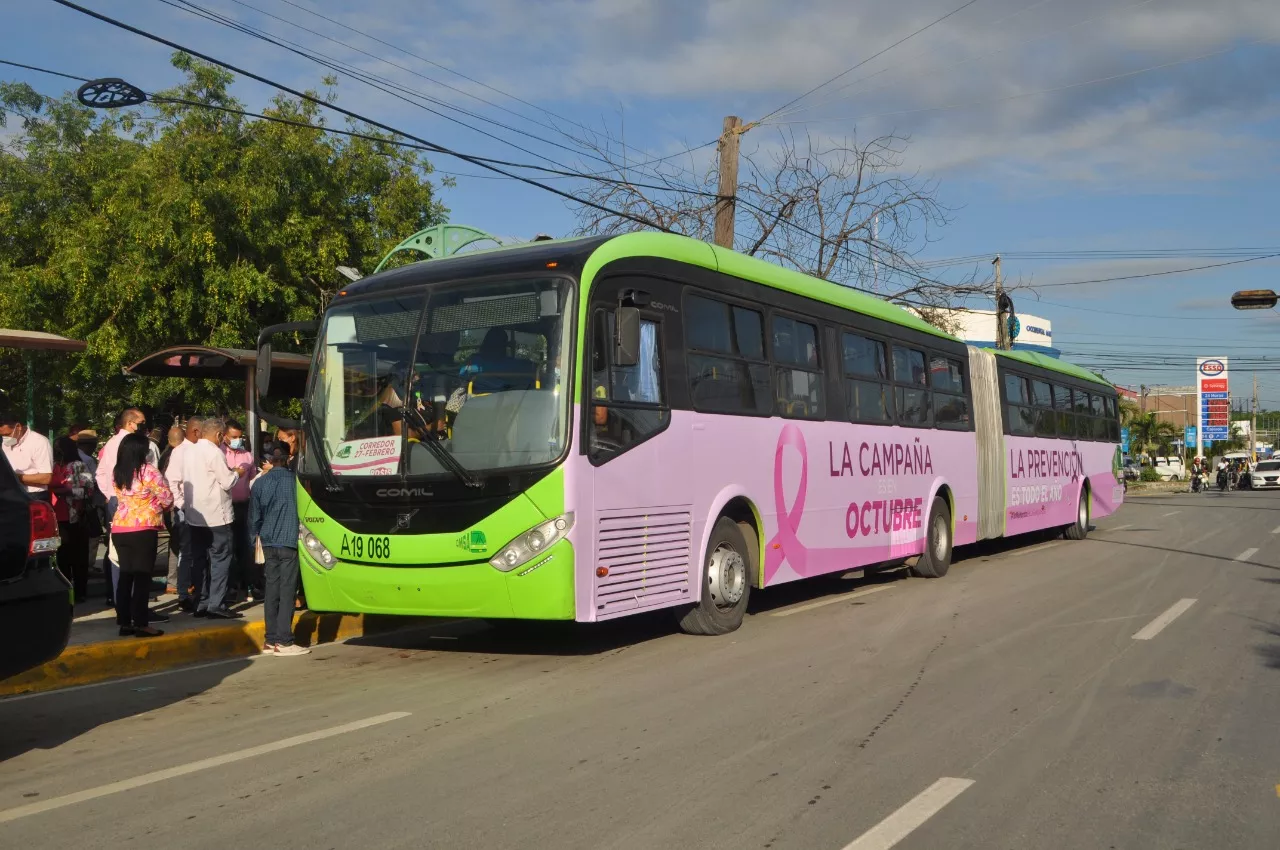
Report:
1,550,410,698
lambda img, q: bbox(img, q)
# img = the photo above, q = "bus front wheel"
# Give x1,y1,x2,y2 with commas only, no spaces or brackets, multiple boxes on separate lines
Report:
677,516,752,635
911,496,952,579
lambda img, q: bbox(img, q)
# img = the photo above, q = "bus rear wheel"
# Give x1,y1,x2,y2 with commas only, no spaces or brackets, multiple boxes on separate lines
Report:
1064,489,1089,540
911,496,952,579
677,516,752,635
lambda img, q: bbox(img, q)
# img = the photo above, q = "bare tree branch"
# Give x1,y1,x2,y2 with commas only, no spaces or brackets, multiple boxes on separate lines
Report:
568,125,988,320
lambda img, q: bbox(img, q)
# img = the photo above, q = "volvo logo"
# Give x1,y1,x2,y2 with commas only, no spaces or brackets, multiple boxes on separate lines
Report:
1199,359,1225,376
375,487,433,498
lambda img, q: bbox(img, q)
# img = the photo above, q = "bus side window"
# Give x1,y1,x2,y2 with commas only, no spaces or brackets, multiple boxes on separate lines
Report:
589,312,669,463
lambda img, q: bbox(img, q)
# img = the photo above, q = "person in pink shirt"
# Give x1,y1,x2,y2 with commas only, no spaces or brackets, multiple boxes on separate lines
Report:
222,420,258,601
112,432,174,637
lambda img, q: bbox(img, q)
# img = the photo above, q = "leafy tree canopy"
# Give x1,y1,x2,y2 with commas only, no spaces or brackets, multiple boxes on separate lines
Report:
0,53,448,433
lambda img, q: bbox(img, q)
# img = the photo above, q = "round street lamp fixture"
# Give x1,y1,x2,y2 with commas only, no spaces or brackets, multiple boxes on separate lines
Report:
1230,289,1278,310
76,78,147,109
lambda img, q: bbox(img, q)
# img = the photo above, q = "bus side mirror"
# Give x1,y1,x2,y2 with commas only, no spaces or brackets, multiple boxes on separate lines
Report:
255,321,317,430
614,307,640,368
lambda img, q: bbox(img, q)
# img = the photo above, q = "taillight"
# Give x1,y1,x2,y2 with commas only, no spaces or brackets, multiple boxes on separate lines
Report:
29,499,60,556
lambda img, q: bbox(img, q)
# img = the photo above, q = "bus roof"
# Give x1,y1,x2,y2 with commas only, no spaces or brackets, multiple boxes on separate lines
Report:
584,232,959,342
994,348,1112,389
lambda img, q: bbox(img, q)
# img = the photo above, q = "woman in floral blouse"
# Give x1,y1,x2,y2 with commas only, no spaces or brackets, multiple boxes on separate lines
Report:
112,432,174,637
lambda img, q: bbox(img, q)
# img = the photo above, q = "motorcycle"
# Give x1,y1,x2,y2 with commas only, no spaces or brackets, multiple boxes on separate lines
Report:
1191,472,1204,493
1218,469,1230,492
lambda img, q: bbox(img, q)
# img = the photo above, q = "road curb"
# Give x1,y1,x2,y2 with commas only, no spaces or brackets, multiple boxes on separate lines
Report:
0,611,397,698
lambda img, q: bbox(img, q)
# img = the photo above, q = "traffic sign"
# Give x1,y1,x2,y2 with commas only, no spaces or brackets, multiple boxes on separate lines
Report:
1184,425,1197,446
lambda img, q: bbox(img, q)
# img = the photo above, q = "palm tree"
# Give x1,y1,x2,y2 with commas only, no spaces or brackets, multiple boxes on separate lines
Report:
1119,396,1141,427
1129,413,1178,459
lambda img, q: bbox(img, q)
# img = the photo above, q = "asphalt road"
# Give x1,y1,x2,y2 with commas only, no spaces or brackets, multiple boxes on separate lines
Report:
4,488,1280,849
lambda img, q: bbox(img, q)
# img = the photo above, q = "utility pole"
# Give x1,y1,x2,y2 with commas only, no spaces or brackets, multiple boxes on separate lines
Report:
714,115,742,249
1253,372,1259,463
993,255,1009,350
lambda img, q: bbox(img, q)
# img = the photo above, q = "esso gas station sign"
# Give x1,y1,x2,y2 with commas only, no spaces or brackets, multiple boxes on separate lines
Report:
1197,356,1229,448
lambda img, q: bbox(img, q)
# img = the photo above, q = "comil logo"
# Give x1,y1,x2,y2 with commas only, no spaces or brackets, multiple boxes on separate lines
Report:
1199,359,1225,376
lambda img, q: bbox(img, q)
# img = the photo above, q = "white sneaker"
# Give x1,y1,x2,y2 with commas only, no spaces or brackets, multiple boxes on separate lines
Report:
273,643,311,657
260,643,276,655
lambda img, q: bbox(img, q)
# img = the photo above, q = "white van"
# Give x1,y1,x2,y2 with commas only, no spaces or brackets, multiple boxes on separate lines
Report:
1152,456,1185,481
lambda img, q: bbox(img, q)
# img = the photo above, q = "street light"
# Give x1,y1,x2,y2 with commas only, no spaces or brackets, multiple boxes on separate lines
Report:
336,266,363,282
1230,289,1278,310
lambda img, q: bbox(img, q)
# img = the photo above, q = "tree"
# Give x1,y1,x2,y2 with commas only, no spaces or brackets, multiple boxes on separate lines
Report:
571,127,987,310
0,54,448,431
1129,413,1178,459
1118,396,1141,427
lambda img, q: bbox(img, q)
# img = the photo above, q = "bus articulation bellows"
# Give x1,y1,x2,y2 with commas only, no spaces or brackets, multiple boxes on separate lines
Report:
257,233,1123,635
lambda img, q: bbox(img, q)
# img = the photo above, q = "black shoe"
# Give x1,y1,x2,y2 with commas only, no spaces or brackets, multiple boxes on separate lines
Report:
119,626,135,636
206,608,243,620
193,609,209,618
147,610,171,623
134,627,164,638
178,598,197,613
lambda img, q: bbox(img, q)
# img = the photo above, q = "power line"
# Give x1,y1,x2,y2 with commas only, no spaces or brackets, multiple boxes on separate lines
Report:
1027,297,1255,320
772,0,1158,120
1028,253,1280,288
768,37,1268,126
0,58,86,82
161,0,715,194
47,0,671,233
757,0,984,125
218,0,588,142
161,0,604,176
268,0,592,137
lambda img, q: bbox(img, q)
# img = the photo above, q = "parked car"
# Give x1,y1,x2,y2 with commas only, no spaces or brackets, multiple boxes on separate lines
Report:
0,447,72,681
1250,459,1280,490
1152,456,1185,481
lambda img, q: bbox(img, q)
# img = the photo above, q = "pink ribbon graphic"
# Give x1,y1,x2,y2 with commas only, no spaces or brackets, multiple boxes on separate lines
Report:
764,424,859,584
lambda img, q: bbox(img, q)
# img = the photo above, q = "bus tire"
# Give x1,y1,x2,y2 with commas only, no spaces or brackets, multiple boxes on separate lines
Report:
677,516,752,635
1064,488,1089,540
911,496,952,579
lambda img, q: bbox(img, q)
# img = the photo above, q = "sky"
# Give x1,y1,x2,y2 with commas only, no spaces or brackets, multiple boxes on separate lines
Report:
5,0,1280,411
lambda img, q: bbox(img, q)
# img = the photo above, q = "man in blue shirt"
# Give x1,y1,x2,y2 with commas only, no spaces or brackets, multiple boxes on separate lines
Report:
250,443,309,656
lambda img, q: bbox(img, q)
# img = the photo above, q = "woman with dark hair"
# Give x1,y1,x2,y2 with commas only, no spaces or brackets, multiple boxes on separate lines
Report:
275,428,299,472
112,432,174,637
51,436,96,603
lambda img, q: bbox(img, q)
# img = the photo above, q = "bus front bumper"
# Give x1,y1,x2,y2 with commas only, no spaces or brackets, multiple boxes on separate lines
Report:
299,539,576,620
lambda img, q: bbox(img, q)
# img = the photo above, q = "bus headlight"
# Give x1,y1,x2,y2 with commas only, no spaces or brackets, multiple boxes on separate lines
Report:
299,523,337,569
490,513,574,572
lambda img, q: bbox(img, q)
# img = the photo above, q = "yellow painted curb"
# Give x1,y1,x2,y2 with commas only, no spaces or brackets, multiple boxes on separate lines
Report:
0,611,370,698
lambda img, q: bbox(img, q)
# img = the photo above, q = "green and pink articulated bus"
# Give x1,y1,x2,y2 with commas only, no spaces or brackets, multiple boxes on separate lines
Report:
255,232,1123,635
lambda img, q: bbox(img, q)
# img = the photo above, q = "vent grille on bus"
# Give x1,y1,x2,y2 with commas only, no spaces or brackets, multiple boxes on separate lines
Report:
595,509,693,617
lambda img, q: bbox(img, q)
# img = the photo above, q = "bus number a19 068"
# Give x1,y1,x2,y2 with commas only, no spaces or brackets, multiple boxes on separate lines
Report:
339,534,392,560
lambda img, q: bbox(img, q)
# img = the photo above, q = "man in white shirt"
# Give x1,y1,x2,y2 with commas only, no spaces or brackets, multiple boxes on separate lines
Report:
96,408,158,602
165,416,203,612
0,413,53,499
185,417,251,619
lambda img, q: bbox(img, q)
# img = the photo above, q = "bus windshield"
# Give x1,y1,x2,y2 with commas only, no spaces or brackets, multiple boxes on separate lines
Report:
306,276,574,479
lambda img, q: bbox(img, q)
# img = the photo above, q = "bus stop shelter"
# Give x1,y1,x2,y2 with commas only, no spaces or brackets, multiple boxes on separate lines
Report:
0,329,88,427
125,346,310,459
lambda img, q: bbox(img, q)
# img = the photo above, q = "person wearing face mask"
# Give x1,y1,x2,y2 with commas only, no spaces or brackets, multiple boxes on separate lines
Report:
0,412,54,501
222,419,258,602
95,408,160,603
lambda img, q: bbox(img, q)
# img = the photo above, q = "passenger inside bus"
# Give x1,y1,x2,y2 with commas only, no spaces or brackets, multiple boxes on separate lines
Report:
458,328,538,394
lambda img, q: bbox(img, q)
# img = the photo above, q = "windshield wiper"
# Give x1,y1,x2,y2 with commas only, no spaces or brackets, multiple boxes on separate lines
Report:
403,405,483,488
301,411,343,493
